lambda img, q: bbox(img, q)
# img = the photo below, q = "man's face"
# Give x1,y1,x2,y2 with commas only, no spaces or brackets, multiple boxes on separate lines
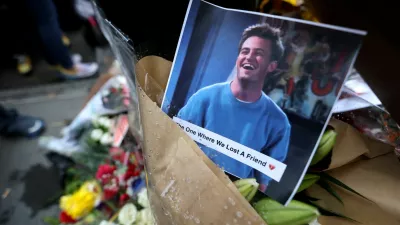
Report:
236,36,276,83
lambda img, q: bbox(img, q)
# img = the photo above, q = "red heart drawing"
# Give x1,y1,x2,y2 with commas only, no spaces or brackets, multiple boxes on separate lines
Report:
269,164,275,170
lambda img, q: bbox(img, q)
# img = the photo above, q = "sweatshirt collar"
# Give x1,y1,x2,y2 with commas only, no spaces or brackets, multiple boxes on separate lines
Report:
225,82,268,109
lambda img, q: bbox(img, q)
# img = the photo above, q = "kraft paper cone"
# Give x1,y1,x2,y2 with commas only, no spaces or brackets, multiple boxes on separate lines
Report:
134,56,265,225
326,118,369,170
136,56,171,106
326,118,395,171
308,153,400,224
326,152,400,221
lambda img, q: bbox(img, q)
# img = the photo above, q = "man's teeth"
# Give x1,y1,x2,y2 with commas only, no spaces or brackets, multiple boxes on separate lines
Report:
242,63,255,70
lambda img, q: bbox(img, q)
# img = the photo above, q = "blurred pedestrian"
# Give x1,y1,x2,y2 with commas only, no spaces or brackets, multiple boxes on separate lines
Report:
21,0,98,79
0,105,45,137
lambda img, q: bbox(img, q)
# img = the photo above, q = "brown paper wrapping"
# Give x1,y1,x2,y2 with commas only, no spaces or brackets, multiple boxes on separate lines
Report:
131,56,399,225
309,152,400,224
135,56,265,225
326,119,369,170
135,56,171,106
326,118,394,170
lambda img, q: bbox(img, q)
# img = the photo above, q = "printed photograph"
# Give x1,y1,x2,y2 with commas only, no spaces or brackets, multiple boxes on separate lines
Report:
162,0,364,204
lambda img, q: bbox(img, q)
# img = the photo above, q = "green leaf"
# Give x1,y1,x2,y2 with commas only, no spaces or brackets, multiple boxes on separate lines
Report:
294,192,320,203
306,201,361,223
104,200,118,212
306,196,320,202
65,180,84,195
42,216,60,225
317,179,343,205
320,173,372,202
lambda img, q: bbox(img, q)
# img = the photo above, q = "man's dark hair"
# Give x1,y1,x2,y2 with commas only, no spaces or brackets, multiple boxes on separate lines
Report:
238,23,284,62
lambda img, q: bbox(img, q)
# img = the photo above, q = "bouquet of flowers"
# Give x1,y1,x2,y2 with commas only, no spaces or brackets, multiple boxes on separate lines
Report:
132,56,400,225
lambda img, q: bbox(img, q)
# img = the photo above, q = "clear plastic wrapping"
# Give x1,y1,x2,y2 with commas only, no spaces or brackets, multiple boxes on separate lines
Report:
92,1,266,224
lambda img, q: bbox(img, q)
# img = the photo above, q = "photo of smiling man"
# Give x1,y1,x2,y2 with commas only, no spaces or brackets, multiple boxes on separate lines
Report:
177,24,291,192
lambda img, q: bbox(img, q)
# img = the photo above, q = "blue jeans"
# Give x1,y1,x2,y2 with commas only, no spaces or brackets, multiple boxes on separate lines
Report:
0,105,17,133
25,0,73,69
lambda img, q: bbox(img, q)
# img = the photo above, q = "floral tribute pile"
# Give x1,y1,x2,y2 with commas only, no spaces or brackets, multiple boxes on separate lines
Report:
43,82,154,225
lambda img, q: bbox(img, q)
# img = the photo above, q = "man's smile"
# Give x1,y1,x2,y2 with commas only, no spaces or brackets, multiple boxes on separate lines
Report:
241,63,256,70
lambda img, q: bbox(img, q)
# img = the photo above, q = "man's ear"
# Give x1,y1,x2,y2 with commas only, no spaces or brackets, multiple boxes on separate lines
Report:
267,61,278,73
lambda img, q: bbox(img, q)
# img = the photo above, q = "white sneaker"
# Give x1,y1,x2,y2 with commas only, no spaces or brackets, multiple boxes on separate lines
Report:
59,62,99,79
71,53,83,64
75,62,99,77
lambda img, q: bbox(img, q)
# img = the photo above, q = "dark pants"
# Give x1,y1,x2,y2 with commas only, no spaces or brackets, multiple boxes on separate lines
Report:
0,105,17,133
25,0,73,69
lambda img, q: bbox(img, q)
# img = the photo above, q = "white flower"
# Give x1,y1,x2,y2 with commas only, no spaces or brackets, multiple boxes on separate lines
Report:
91,115,100,126
126,187,133,197
99,220,118,225
118,203,137,225
98,117,112,130
136,208,155,225
126,178,135,197
102,89,110,97
91,129,103,141
138,188,150,208
100,132,113,146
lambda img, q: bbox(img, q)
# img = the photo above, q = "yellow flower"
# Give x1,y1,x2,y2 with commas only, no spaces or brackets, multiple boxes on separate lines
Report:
60,181,101,220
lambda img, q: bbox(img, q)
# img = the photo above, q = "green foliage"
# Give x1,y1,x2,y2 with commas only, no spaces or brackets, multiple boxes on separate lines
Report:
63,167,93,194
306,200,360,223
72,129,111,172
43,216,60,225
320,173,371,201
317,179,343,205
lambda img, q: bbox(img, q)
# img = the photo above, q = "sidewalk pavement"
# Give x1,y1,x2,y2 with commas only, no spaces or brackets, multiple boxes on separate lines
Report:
0,80,93,225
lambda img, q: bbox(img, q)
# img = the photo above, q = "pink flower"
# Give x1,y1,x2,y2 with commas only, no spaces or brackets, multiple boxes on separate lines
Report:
123,98,130,106
122,86,130,95
109,147,126,163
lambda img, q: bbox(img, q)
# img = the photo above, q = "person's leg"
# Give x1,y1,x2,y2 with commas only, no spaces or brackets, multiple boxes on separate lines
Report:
0,105,18,133
24,0,98,79
25,0,74,68
0,105,45,138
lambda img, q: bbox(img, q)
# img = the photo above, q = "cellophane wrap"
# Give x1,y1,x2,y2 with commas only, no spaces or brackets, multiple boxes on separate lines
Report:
93,2,266,224
333,72,400,157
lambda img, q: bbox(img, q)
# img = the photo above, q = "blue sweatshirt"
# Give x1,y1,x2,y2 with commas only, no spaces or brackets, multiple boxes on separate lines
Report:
178,82,291,185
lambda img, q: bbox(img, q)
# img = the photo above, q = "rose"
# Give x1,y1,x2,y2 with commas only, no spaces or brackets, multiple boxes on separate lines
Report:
95,164,120,200
123,164,141,182
118,203,137,225
103,179,119,200
137,188,149,208
91,129,104,141
95,164,116,182
60,181,101,220
136,208,155,225
98,117,112,130
119,193,130,206
99,220,118,225
109,147,125,163
59,211,77,224
92,116,113,131
100,132,113,146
